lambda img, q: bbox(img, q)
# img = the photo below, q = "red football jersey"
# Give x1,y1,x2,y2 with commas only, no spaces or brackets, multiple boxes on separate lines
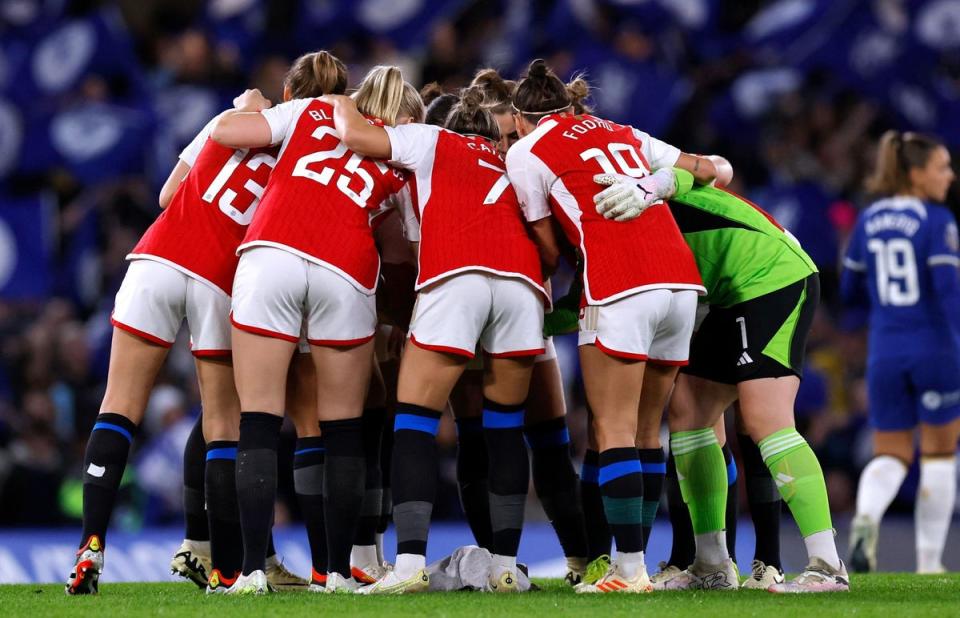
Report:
506,113,704,304
240,99,407,293
130,119,278,295
385,124,544,295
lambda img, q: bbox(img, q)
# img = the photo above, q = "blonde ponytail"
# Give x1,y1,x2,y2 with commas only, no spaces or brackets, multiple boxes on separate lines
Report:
353,66,407,126
398,82,425,123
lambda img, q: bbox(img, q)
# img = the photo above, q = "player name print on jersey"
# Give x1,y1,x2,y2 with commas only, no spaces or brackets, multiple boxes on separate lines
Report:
557,115,616,141
864,212,921,236
241,99,407,293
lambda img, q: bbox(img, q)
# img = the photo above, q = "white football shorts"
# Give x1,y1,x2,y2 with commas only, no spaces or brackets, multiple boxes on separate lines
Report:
409,272,545,359
578,289,698,364
112,258,231,356
231,246,377,346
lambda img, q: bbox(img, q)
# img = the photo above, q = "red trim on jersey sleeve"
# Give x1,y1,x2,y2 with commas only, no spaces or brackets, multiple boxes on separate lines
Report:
593,338,649,361
307,334,376,348
192,349,232,358
229,314,300,343
647,358,689,367
110,317,174,348
485,347,547,359
409,334,475,359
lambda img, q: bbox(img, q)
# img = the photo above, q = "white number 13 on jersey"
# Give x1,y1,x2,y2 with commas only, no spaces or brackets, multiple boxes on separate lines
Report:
867,238,919,306
202,149,277,225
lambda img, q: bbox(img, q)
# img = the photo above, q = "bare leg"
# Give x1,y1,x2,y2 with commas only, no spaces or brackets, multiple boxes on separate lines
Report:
635,364,678,448
197,357,241,442
232,328,296,415
100,328,171,422
287,352,319,437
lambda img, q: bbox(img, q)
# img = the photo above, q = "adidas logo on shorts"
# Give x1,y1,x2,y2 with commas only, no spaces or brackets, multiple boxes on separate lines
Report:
736,351,753,366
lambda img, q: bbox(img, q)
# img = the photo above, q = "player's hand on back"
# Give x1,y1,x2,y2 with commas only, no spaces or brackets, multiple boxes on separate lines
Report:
233,88,272,112
593,170,674,222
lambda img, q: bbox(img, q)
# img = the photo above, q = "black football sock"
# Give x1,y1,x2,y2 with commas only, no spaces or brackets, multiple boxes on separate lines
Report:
638,447,666,549
80,413,138,548
236,412,282,575
321,417,365,578
581,449,612,561
206,441,242,577
598,448,645,554
392,403,441,558
666,452,695,568
483,399,529,559
455,416,493,550
525,417,587,559
183,415,209,542
355,407,386,549
266,533,277,559
294,436,327,578
377,421,394,535
723,442,738,562
738,432,782,569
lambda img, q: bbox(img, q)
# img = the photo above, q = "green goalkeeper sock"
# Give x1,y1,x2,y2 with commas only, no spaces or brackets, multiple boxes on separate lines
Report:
670,429,727,534
759,428,833,537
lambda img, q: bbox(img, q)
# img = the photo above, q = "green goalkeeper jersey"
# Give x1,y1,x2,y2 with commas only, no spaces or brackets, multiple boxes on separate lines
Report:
667,185,818,308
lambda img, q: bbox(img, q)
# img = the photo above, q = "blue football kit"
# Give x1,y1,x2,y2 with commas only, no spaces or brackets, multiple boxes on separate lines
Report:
841,196,960,430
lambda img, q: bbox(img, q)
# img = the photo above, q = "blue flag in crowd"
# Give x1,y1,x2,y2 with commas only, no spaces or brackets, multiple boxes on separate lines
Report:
352,0,470,48
0,192,54,300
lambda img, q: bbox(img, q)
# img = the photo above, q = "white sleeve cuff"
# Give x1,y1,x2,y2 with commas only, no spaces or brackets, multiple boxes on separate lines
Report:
928,254,960,267
842,257,867,272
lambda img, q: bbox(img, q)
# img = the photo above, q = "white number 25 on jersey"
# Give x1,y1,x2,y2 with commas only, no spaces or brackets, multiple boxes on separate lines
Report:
292,126,389,208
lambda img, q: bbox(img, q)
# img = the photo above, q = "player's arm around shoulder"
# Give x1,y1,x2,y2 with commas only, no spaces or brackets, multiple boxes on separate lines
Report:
211,88,278,149
323,94,393,160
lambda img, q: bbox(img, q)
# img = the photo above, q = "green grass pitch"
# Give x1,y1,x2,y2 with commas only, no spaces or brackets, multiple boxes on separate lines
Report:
3,575,959,617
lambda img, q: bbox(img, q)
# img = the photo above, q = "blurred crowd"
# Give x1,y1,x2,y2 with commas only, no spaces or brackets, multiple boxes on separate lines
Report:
1,0,958,528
